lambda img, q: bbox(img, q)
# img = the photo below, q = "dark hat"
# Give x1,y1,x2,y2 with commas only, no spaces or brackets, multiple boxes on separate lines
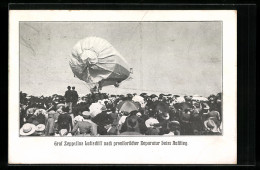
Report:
67,86,71,89
150,94,158,98
168,121,180,130
140,93,148,97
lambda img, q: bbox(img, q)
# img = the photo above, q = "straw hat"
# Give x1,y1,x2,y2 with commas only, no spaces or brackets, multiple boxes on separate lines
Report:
20,123,36,136
204,118,220,133
36,124,45,132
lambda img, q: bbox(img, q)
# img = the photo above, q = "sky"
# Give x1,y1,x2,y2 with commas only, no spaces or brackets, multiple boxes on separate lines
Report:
20,22,222,97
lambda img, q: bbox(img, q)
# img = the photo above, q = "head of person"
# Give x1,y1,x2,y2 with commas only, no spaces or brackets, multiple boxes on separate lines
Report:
61,106,70,113
126,115,140,132
67,86,71,90
48,110,56,118
129,110,139,117
184,107,193,114
72,86,75,90
168,121,180,132
101,104,107,113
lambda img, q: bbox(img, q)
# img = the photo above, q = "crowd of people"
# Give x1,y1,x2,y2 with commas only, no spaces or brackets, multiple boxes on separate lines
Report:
19,86,222,136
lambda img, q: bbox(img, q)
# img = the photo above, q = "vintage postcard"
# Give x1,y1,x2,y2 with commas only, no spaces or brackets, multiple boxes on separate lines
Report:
9,10,237,164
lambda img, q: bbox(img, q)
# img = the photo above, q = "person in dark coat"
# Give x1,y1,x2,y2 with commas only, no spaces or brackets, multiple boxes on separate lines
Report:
64,86,73,113
57,106,73,132
120,115,142,135
121,111,147,134
91,105,114,135
35,111,46,125
71,86,79,111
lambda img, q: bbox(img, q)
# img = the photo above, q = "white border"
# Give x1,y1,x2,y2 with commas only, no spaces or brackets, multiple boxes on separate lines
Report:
9,10,237,164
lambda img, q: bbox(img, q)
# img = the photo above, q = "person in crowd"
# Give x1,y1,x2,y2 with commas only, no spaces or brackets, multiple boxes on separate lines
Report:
118,111,130,132
71,86,79,111
71,111,98,136
46,101,57,112
120,115,142,135
144,111,160,135
45,110,56,136
57,106,73,133
204,117,221,135
163,121,181,136
91,105,114,135
19,91,222,136
35,124,45,136
34,109,46,125
73,113,84,125
64,86,73,113
179,108,193,135
20,104,27,128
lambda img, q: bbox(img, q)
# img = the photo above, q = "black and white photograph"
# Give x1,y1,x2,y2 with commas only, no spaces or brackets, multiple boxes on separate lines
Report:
19,21,223,137
9,10,237,164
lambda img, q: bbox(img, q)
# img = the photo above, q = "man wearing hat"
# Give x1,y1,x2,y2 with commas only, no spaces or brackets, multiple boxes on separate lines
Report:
64,86,73,113
163,121,181,136
120,115,142,135
92,105,114,135
71,86,79,110
71,111,98,136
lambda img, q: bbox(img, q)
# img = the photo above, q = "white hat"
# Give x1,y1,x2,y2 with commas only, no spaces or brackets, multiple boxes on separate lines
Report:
36,124,45,132
145,118,159,128
20,123,36,136
82,111,91,116
59,129,68,136
204,119,220,133
73,115,84,123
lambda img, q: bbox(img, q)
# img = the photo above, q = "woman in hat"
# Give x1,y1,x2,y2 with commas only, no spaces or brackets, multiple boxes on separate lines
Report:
35,124,46,136
45,110,56,136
